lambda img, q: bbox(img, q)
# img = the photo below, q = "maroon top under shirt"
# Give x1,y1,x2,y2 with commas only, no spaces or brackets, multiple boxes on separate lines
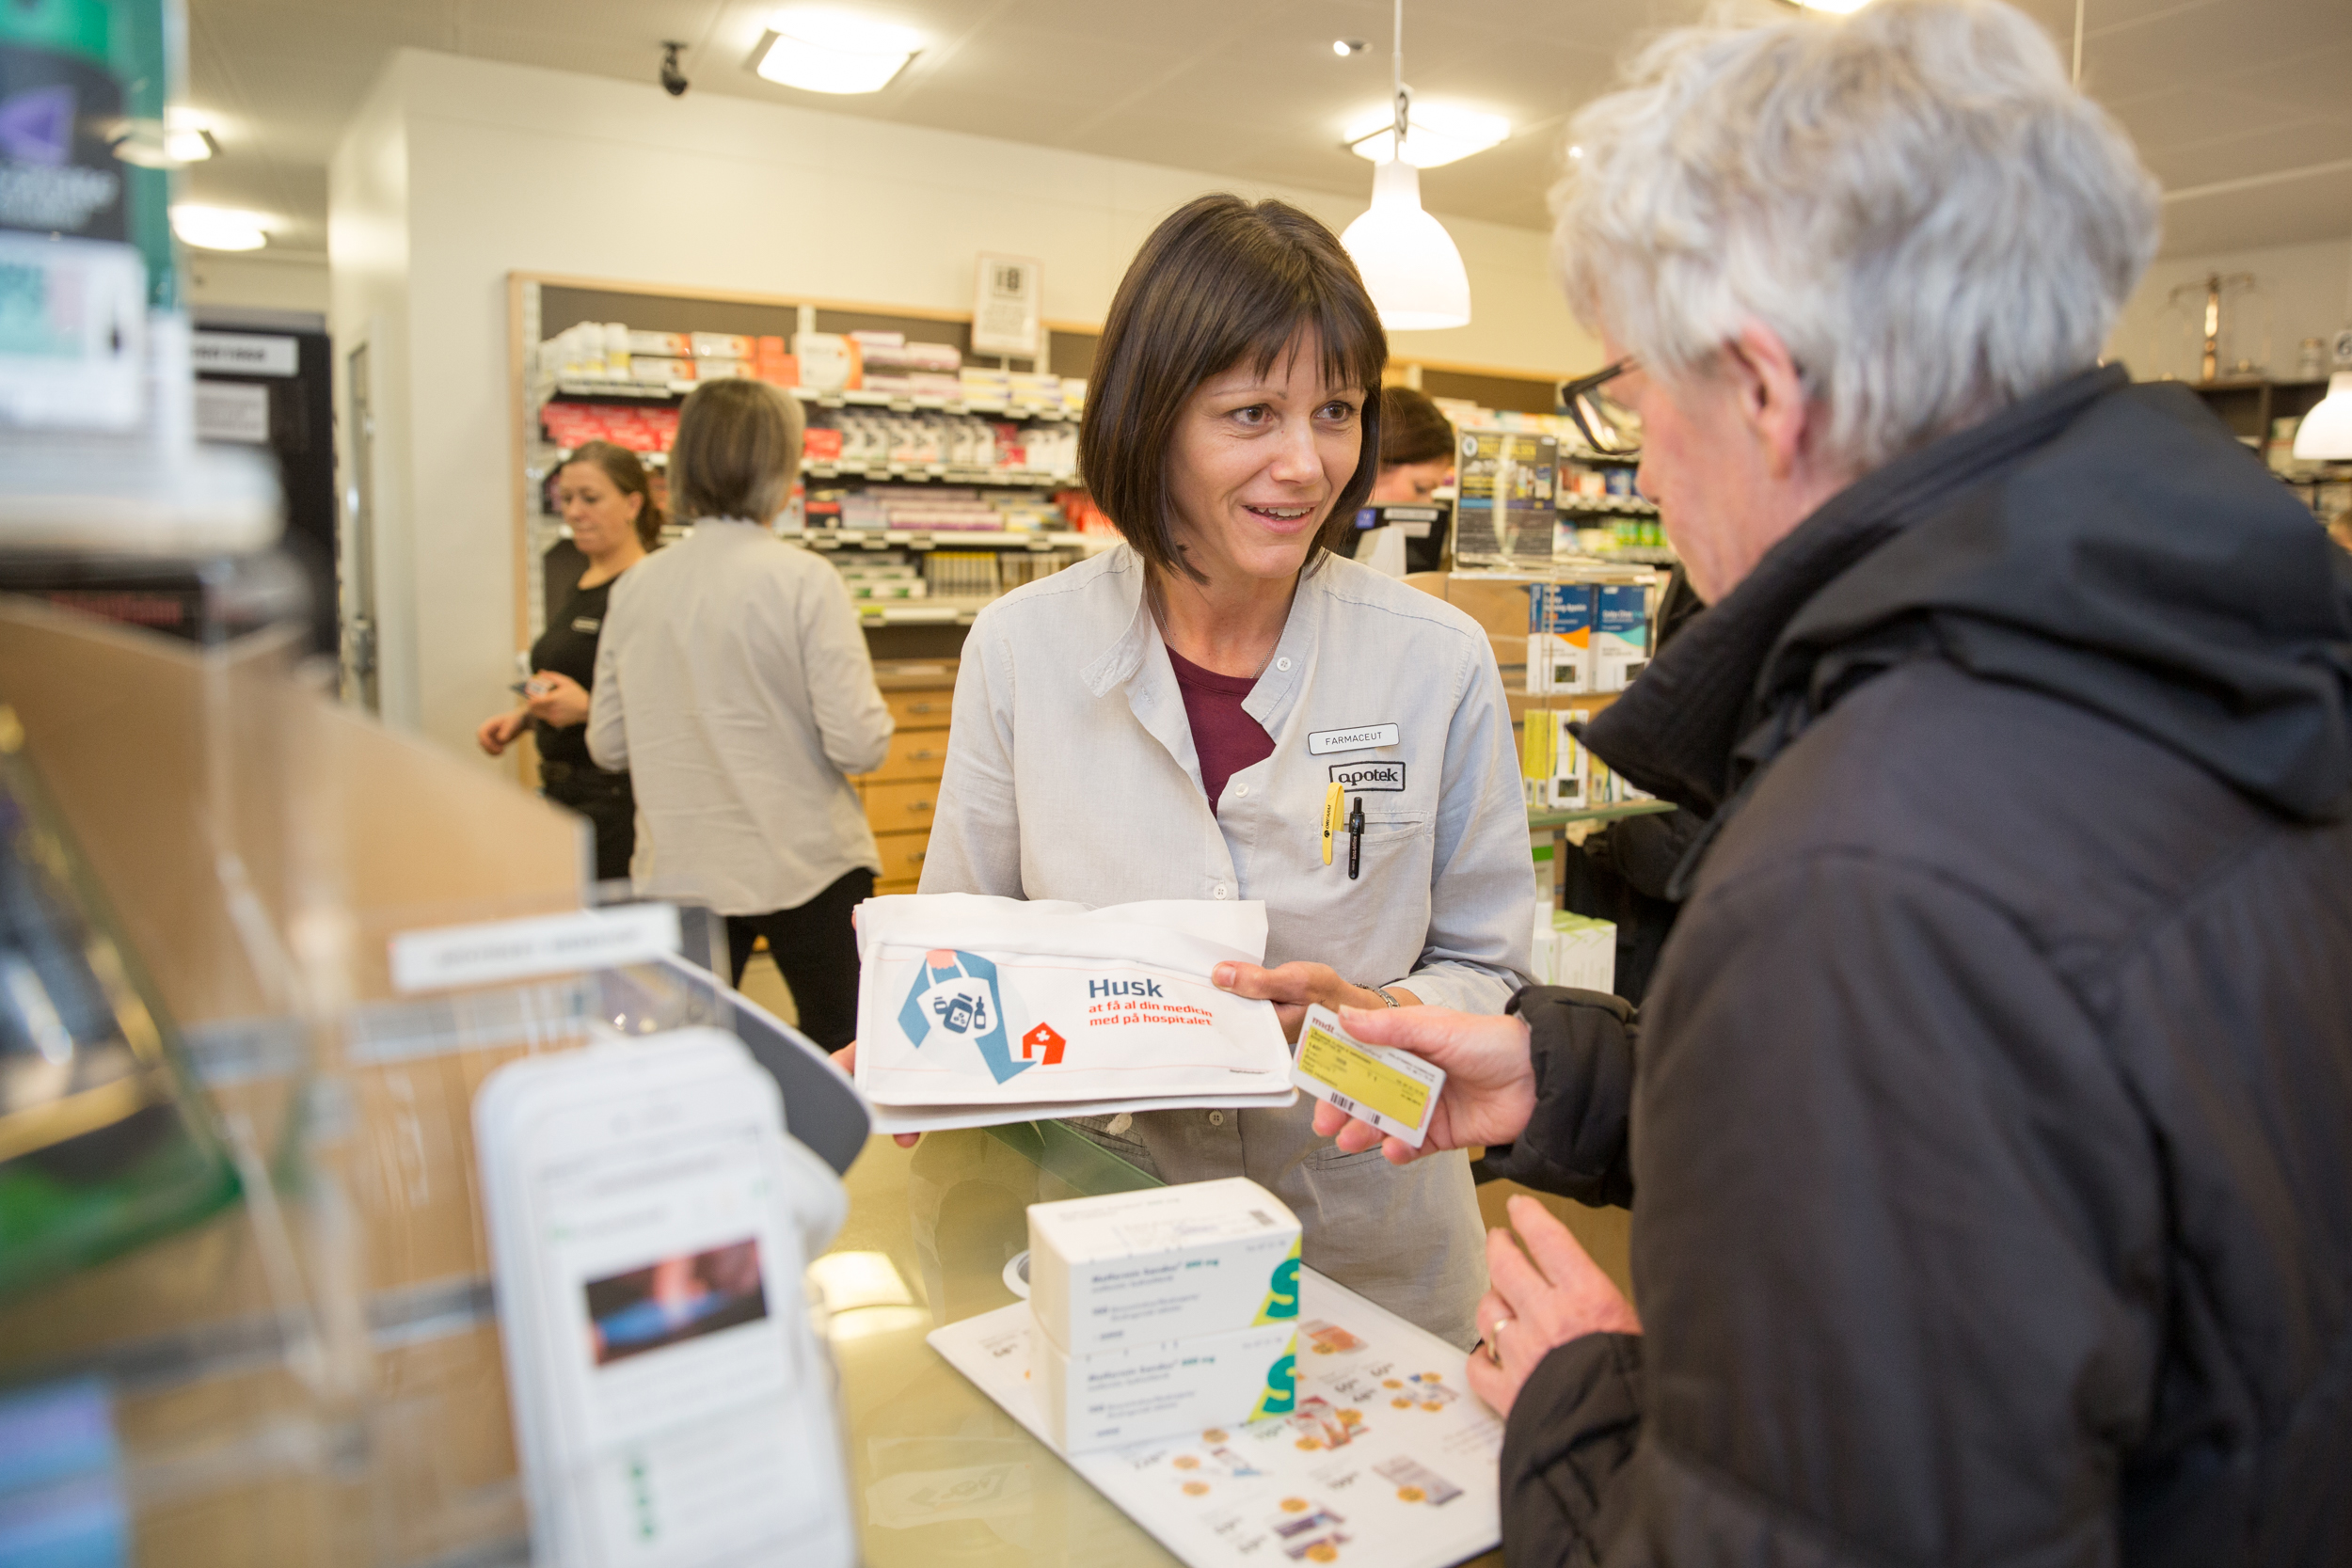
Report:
1165,644,1276,815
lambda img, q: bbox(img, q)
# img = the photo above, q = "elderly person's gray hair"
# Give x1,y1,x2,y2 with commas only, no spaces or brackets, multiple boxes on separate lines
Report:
1552,0,2159,474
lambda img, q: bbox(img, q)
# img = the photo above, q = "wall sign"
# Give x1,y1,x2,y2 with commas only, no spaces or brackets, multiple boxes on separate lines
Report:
971,253,1041,358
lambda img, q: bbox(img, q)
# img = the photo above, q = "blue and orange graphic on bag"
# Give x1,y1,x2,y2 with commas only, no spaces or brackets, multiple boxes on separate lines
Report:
900,949,1032,1085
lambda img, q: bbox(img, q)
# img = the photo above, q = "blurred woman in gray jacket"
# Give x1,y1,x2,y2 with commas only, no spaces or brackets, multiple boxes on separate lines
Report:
590,379,892,1047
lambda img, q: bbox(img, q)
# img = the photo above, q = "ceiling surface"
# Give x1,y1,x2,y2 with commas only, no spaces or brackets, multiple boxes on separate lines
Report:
183,0,2352,261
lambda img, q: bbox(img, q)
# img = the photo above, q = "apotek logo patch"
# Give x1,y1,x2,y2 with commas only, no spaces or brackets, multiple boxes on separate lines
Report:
1327,761,1405,792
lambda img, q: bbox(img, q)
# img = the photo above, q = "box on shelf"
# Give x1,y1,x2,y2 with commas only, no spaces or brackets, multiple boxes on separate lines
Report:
1030,1319,1298,1453
1593,584,1650,691
1526,582,1593,696
795,333,861,392
628,329,690,357
1522,708,1592,810
691,332,754,360
1531,911,1616,991
1027,1177,1301,1355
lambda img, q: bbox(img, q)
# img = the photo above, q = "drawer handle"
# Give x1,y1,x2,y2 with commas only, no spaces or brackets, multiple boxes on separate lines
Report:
910,749,941,762
906,701,940,714
908,800,932,812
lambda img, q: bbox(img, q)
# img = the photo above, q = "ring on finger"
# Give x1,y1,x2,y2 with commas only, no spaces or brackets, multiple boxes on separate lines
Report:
1487,1316,1512,1364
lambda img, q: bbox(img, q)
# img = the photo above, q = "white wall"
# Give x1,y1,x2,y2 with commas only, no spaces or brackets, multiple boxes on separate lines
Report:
330,48,1600,757
329,59,416,725
186,252,332,315
2107,235,2352,384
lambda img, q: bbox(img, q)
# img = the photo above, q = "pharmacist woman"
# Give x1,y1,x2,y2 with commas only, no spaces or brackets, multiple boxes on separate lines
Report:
920,195,1534,1348
476,441,659,883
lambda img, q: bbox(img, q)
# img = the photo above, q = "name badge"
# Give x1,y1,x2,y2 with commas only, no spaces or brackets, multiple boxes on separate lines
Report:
571,617,600,633
1307,722,1398,756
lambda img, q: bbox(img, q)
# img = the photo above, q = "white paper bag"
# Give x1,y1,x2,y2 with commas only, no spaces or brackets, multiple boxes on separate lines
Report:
853,894,1295,1118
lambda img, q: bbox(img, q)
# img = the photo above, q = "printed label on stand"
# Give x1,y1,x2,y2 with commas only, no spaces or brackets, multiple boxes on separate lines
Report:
389,905,681,993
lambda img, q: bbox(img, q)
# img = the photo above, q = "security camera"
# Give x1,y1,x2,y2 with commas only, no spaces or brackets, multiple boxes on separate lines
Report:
660,41,690,97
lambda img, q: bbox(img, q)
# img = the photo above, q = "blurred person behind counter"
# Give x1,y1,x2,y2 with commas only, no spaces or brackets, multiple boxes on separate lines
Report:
588,380,893,1048
914,194,1535,1349
475,440,658,882
1367,385,1456,504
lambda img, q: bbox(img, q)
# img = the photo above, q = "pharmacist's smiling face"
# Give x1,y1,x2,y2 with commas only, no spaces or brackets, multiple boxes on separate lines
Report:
1165,332,1364,586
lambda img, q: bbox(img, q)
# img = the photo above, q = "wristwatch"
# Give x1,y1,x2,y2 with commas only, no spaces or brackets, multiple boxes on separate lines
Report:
1369,985,1403,1008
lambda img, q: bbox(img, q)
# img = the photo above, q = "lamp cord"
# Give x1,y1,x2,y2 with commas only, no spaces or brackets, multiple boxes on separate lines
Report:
1392,0,1407,154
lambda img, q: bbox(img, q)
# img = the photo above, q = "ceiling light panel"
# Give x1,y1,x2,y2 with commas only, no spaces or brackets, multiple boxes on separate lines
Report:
1346,104,1509,169
755,8,924,94
170,205,270,251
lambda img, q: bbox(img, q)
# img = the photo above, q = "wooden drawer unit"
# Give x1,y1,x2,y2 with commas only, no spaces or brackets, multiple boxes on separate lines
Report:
862,777,941,833
872,829,932,886
858,727,951,785
888,689,953,731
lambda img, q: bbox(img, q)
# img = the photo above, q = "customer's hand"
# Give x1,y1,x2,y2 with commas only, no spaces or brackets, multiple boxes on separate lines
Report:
1308,1006,1537,1164
475,709,526,756
830,1039,920,1148
1468,1195,1640,1418
524,670,591,728
1212,961,1416,1044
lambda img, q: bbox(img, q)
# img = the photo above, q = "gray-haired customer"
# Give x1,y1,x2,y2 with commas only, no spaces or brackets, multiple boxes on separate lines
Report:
1311,2,2352,1563
588,379,892,1046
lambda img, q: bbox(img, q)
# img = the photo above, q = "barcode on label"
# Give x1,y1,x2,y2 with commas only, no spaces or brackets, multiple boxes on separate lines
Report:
1329,1092,1357,1115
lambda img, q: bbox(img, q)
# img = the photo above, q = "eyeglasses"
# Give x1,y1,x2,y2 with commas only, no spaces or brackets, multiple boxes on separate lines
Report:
1557,356,1643,458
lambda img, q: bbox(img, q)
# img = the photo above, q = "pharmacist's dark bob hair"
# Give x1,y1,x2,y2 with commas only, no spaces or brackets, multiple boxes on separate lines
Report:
1080,194,1388,581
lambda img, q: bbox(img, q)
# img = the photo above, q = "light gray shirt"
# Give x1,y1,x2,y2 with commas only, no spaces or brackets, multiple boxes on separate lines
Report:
922,543,1534,1345
588,520,893,915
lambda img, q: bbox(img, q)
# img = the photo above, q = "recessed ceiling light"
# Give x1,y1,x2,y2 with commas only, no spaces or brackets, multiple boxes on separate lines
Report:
1346,103,1509,169
171,205,269,251
754,9,923,94
1333,39,1367,56
1783,0,1875,11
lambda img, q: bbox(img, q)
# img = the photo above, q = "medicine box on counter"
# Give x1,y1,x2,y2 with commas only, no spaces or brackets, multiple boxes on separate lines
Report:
1030,1319,1299,1453
1027,1178,1301,1355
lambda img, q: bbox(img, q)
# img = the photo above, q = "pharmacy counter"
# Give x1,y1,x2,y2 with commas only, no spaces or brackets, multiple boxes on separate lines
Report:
820,1123,1509,1568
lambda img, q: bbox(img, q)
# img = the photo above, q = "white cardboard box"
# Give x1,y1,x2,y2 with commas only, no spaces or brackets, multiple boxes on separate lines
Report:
1029,1318,1299,1452
1028,1177,1301,1355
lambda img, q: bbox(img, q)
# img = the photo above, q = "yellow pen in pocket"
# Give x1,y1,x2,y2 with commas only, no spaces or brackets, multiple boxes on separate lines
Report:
1321,781,1344,866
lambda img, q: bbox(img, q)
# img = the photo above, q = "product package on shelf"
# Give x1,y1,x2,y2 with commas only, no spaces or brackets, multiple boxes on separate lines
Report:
794,332,862,392
1454,432,1558,568
851,894,1297,1132
1531,911,1616,991
1521,707,1652,812
1526,582,1593,696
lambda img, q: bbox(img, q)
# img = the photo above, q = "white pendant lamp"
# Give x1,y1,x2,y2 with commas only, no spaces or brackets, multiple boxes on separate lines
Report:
1339,0,1471,331
2292,332,2352,462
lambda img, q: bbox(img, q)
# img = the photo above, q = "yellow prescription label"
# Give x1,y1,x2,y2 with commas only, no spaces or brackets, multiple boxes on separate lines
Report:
1292,1006,1443,1146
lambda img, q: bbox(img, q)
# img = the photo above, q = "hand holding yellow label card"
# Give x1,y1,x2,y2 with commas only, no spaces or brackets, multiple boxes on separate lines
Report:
1292,1004,1444,1148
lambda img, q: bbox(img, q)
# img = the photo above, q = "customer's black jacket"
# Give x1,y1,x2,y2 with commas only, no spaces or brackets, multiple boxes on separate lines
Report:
1495,367,2352,1567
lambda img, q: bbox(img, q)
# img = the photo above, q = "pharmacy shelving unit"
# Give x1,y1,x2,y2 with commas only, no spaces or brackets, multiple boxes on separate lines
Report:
508,274,1108,663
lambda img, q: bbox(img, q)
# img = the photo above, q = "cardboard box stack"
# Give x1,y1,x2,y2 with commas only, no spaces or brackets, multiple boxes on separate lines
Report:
1025,1179,1302,1452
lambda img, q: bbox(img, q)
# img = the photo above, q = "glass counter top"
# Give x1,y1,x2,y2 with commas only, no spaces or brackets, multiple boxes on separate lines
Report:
818,1124,1510,1568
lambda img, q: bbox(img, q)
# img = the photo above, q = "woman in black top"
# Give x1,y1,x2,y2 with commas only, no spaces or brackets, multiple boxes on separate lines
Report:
476,441,660,883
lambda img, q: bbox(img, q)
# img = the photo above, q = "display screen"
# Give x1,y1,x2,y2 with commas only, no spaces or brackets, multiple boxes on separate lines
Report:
583,1237,768,1367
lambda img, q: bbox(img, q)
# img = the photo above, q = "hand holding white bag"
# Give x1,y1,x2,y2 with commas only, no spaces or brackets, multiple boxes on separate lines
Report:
852,894,1296,1130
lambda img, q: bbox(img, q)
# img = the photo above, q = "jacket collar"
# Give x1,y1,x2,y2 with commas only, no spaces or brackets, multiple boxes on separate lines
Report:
1584,365,2126,816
